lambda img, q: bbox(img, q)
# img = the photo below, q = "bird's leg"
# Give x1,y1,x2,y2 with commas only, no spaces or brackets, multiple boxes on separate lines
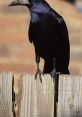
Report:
50,58,60,80
50,58,57,78
35,55,43,83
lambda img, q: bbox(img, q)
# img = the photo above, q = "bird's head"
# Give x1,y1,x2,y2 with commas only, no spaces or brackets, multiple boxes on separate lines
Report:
9,0,44,7
8,0,30,8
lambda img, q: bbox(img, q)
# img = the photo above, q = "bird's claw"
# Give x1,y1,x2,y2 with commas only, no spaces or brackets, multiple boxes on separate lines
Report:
50,72,56,81
50,71,60,81
35,69,44,83
50,72,55,78
50,70,56,78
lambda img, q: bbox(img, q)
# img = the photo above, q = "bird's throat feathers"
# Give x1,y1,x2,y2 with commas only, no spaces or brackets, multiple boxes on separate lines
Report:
28,0,44,4
29,1,50,23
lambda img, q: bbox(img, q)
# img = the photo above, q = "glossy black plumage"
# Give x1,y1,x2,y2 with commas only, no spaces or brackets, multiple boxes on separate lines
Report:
9,0,70,75
28,0,70,74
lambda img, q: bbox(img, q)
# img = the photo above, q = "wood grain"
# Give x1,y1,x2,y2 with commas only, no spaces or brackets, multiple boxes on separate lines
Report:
58,75,82,117
18,74,54,117
0,72,13,117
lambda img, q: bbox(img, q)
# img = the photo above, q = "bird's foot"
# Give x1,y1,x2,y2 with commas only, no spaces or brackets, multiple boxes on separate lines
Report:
50,65,57,78
35,69,44,83
50,70,60,81
50,70,56,78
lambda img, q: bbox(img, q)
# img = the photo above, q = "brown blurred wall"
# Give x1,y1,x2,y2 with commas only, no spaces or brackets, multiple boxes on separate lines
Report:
0,0,82,75
63,0,75,4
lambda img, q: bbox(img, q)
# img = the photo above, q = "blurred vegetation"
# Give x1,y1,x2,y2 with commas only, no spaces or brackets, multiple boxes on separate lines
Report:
65,0,75,4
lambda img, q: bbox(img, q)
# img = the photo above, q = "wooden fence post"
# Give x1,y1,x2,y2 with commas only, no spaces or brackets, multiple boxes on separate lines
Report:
0,72,82,117
0,72,13,117
18,74,54,117
58,75,82,117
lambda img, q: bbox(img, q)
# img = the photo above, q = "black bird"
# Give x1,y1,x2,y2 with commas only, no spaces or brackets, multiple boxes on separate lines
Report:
9,0,70,80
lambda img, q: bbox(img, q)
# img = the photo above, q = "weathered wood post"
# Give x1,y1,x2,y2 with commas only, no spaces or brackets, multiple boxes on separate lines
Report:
58,75,82,117
18,74,54,117
0,72,13,117
12,74,82,117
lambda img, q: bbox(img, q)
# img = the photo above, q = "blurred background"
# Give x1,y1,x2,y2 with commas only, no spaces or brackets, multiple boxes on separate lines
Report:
0,0,82,75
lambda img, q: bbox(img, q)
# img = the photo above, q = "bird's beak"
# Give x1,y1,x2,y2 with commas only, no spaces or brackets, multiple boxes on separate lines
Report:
8,0,29,7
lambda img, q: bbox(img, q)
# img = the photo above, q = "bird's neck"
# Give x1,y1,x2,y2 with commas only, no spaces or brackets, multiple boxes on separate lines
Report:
28,0,51,23
29,0,44,4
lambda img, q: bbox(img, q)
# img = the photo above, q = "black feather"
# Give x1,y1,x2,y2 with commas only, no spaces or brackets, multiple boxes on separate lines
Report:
28,0,70,74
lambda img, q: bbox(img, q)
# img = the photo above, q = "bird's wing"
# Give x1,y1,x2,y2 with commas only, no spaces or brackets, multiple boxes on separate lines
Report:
52,10,70,49
51,10,70,65
57,16,70,53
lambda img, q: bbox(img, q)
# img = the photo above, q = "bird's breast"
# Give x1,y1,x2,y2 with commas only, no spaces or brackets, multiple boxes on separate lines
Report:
31,13,41,23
